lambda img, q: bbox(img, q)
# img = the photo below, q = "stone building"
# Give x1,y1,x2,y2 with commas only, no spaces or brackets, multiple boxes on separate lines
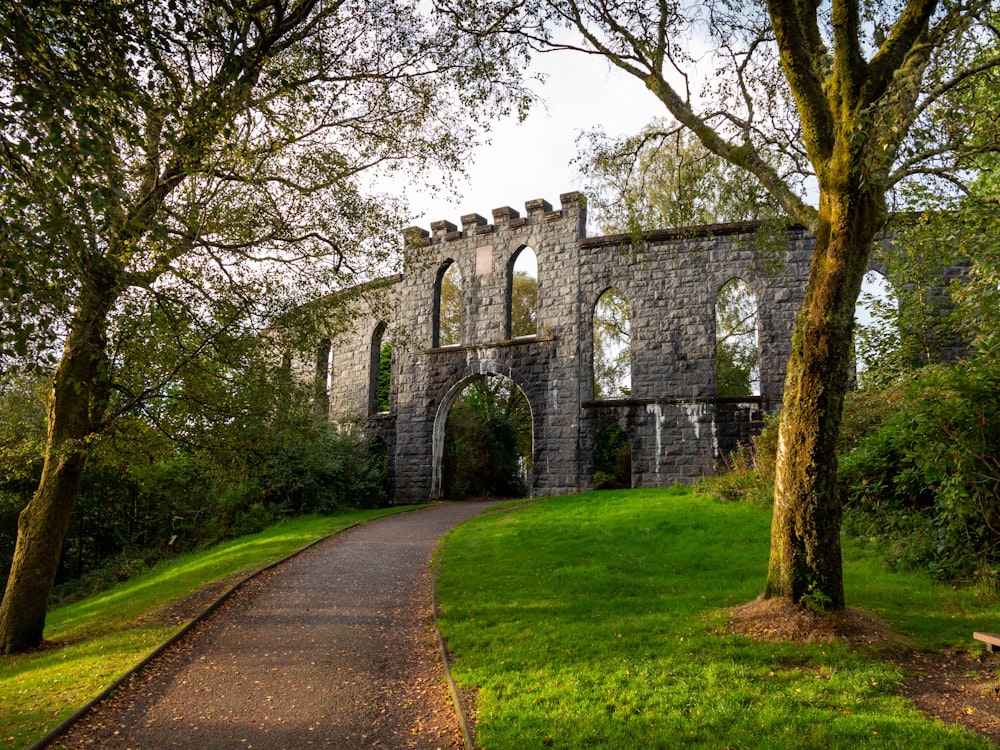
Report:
312,192,822,501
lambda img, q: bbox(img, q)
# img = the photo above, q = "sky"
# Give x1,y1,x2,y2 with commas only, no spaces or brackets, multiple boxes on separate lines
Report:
402,49,668,233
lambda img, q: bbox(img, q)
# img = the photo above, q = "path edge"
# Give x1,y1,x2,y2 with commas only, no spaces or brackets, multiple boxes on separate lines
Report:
431,552,476,750
28,505,427,750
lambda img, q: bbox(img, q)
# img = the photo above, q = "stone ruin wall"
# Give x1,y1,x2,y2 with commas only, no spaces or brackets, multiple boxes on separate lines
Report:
313,192,821,501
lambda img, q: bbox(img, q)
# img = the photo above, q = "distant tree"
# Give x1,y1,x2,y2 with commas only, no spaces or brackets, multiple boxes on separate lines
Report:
577,120,784,235
0,0,525,652
511,271,539,337
438,264,463,346
716,279,760,398
510,248,539,340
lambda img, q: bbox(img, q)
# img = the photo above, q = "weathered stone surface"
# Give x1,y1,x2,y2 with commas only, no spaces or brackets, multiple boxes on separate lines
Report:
300,195,945,502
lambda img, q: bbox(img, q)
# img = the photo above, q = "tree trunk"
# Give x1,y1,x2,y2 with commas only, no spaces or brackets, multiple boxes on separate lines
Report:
765,189,883,611
0,290,111,654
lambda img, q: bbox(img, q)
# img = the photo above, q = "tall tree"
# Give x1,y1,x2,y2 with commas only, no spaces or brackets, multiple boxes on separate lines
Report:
0,0,523,653
576,119,783,235
440,0,1000,610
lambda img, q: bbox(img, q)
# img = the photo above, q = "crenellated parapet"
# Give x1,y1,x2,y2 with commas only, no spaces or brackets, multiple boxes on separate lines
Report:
404,192,587,247
295,190,966,503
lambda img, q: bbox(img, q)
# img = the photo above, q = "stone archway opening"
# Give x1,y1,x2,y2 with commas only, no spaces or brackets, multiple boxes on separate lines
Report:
594,423,632,490
433,373,533,499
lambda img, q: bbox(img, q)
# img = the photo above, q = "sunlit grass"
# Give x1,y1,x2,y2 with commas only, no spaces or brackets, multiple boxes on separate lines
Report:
0,505,418,748
436,488,999,749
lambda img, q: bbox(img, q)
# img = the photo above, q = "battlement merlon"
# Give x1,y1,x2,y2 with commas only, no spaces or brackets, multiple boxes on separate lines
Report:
402,192,587,248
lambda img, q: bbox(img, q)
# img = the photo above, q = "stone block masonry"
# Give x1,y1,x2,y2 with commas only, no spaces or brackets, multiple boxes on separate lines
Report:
310,193,830,500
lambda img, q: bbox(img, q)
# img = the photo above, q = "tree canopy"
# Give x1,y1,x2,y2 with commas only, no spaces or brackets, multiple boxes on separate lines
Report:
576,119,784,235
0,0,526,652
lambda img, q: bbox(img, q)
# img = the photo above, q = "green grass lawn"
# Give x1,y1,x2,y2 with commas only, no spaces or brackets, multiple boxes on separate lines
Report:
0,505,418,749
5,490,998,750
436,488,1000,749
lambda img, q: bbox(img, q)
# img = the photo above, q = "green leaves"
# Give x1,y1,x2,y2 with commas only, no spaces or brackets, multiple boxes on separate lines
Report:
840,347,1000,583
443,375,532,498
576,120,786,236
716,278,760,397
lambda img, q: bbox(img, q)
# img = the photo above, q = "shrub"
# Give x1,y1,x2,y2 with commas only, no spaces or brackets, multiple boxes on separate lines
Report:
593,471,617,491
699,416,778,505
840,347,1000,582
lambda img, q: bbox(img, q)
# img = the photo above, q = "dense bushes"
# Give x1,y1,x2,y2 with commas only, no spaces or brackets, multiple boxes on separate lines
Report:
702,348,1000,587
442,375,531,499
0,370,388,605
839,348,1000,584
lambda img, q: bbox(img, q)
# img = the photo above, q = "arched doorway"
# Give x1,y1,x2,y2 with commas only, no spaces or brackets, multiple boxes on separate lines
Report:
432,373,533,499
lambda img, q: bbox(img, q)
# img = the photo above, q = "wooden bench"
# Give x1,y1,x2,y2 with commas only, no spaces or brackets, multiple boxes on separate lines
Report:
973,632,1000,652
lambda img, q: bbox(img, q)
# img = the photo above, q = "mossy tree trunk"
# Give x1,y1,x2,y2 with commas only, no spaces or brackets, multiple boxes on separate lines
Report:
758,0,939,611
0,279,114,654
765,188,884,610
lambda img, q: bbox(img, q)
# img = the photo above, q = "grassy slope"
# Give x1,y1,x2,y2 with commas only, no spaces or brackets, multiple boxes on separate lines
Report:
0,506,417,749
436,488,1000,750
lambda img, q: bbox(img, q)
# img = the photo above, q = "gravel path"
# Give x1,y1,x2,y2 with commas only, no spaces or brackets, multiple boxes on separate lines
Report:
54,502,497,750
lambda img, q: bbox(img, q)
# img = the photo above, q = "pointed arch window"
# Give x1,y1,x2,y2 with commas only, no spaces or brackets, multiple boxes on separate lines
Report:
593,287,632,399
370,323,392,414
435,261,462,347
509,246,538,338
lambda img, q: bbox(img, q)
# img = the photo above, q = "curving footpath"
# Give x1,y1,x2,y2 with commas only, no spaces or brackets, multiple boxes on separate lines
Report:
51,501,498,750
